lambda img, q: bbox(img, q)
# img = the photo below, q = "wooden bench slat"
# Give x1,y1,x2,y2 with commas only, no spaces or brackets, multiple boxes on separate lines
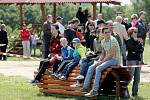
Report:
38,84,81,91
40,89,84,96
42,80,75,85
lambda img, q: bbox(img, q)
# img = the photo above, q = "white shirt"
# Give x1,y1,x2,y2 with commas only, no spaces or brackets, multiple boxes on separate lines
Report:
55,22,65,34
113,22,128,45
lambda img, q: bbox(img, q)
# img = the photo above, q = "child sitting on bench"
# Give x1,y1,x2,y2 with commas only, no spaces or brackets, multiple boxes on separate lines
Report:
48,37,74,77
59,38,86,81
31,24,61,85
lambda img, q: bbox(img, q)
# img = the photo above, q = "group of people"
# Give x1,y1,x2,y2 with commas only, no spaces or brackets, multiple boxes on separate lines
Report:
31,9,147,98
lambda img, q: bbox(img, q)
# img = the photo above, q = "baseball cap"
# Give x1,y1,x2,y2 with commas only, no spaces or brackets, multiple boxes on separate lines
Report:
72,38,81,43
56,16,63,20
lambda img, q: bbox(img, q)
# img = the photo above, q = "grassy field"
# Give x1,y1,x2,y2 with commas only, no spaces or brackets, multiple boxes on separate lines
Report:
0,75,150,100
143,40,150,64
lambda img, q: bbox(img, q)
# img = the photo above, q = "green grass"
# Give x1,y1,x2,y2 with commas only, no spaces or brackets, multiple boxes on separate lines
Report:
143,40,150,64
0,75,150,100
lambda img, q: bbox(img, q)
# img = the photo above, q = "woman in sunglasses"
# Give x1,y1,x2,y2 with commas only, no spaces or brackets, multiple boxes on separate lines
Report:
84,21,96,51
126,27,144,97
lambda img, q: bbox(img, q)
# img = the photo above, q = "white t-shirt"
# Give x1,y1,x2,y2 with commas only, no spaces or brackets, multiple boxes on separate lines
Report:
101,36,121,63
55,22,65,34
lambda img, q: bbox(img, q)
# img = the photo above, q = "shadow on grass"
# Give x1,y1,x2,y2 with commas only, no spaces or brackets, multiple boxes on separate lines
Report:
37,93,128,100
130,96,146,100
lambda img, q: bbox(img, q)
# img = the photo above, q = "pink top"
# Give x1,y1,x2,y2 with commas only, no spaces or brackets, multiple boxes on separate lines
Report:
131,20,137,27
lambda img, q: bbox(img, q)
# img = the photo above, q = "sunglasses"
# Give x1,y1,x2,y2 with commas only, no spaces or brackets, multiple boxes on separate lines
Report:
89,24,94,26
102,31,110,34
133,31,138,33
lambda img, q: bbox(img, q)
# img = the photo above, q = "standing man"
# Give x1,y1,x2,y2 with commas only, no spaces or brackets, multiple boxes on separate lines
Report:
76,7,84,24
0,24,8,60
136,11,147,64
42,15,53,59
55,16,65,36
113,16,128,66
94,13,105,28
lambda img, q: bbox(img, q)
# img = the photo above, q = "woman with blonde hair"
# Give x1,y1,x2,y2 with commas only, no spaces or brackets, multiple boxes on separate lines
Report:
126,27,144,97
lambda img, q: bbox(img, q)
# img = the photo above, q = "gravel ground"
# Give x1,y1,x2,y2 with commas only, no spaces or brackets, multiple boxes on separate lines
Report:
0,61,150,82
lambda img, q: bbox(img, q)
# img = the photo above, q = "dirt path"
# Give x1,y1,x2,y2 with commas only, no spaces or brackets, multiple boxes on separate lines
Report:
0,61,39,80
0,61,150,82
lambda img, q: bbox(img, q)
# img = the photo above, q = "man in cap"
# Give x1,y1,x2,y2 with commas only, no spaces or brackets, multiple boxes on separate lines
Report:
55,16,65,36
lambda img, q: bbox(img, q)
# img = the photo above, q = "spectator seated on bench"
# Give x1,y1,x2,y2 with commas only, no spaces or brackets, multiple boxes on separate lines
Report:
70,28,104,87
58,38,86,81
78,27,121,97
31,24,61,85
48,37,74,77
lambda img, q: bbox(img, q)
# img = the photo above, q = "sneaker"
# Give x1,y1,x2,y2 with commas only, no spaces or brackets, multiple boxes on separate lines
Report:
78,88,89,94
59,76,66,81
51,73,56,77
31,80,42,86
70,81,81,87
84,90,98,97
55,73,61,78
47,70,53,75
75,75,84,80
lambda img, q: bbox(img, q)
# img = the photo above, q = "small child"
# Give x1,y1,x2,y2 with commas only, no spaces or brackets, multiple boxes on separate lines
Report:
49,37,74,76
31,30,37,56
59,38,86,81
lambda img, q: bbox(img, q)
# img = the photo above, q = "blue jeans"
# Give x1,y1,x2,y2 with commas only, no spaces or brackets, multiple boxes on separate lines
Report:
127,60,141,96
84,59,118,91
80,58,94,77
122,44,126,66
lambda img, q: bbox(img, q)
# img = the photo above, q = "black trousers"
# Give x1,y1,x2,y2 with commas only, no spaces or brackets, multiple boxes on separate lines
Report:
52,59,72,73
35,59,50,81
42,35,51,59
52,59,61,73
0,45,7,60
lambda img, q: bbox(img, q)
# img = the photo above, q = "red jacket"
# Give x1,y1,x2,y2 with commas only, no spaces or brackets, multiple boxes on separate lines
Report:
50,36,61,55
76,32,83,40
20,28,31,41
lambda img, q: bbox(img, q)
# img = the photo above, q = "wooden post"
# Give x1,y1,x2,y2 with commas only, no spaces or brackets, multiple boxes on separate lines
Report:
92,3,96,20
100,3,102,13
53,3,56,23
19,4,23,28
111,70,121,98
40,3,46,22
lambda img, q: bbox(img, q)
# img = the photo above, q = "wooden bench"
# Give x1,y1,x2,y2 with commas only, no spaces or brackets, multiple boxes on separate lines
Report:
34,65,132,98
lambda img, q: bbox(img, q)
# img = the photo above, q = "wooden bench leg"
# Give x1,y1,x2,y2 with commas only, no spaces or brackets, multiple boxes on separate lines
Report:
111,70,121,98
